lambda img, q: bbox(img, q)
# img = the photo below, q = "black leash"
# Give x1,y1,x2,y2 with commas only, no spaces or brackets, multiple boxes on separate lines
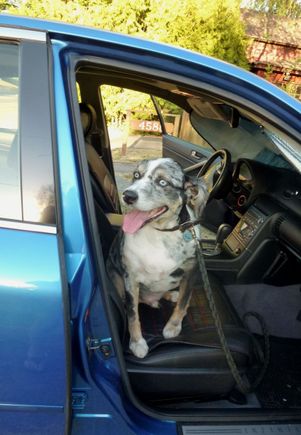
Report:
242,311,270,391
156,217,270,394
189,224,270,394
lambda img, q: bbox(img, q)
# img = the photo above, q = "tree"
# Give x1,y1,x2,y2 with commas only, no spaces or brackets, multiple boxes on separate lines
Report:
0,0,16,12
145,0,249,68
83,0,151,34
101,85,156,125
6,0,250,121
6,0,91,24
7,0,249,67
245,0,301,18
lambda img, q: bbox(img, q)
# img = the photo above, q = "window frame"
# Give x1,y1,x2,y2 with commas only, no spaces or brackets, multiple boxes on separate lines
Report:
152,95,213,152
0,34,57,232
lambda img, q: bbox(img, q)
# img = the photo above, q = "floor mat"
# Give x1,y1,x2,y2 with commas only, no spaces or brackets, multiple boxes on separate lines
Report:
255,337,301,408
225,283,301,339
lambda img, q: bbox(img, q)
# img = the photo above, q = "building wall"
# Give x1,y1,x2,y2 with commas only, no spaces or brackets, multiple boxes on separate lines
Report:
242,9,301,100
247,40,301,100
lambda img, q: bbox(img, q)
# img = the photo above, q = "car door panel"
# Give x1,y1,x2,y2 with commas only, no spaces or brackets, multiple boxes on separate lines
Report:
0,227,67,435
152,95,213,169
0,34,69,434
162,134,212,168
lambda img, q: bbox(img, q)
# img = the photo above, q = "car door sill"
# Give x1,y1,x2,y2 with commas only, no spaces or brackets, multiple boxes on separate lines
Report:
181,423,301,435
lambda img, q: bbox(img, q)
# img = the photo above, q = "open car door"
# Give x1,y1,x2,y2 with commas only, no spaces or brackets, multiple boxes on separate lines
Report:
0,33,70,434
152,95,213,168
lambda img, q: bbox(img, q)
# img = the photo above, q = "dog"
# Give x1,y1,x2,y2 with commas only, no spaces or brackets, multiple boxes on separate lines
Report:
107,157,211,358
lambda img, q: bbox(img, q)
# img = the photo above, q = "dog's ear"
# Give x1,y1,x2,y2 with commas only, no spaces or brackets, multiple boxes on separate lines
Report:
184,177,209,216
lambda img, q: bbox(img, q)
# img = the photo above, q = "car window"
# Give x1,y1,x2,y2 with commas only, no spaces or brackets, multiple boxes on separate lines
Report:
20,42,56,225
191,110,293,169
154,97,212,152
0,43,21,220
100,85,162,195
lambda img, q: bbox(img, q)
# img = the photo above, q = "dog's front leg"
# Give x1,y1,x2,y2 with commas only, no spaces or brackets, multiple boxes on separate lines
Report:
125,279,149,358
163,274,192,339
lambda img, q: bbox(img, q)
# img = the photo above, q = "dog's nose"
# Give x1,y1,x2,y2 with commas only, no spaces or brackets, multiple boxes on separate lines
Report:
123,189,138,205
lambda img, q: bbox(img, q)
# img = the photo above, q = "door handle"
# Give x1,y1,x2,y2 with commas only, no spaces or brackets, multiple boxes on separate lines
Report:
191,150,202,159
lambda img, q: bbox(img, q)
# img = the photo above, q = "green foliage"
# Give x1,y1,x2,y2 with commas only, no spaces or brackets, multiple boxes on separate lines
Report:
145,0,249,68
6,0,91,23
7,0,249,68
101,85,157,124
0,0,13,11
84,0,151,34
246,0,301,18
155,97,182,115
6,0,250,121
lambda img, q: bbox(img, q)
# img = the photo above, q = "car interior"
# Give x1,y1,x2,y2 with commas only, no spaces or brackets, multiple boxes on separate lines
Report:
74,63,301,415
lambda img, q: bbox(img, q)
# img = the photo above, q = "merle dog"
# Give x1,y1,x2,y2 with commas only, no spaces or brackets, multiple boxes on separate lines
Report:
107,158,211,358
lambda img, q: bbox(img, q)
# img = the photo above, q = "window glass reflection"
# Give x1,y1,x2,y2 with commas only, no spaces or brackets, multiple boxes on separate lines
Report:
20,42,56,226
0,44,22,220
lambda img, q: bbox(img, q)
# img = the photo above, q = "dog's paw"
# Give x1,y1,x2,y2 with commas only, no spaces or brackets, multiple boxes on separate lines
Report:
169,291,179,303
163,290,179,303
163,321,182,339
129,338,149,358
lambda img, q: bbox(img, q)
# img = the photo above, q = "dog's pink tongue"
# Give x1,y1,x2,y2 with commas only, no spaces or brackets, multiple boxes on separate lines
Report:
122,210,153,234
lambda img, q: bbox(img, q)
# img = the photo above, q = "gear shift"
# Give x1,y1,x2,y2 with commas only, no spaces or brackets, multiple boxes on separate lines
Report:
201,223,232,256
215,223,232,249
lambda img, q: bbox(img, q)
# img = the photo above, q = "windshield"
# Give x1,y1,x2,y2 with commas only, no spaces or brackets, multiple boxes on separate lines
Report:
191,110,293,170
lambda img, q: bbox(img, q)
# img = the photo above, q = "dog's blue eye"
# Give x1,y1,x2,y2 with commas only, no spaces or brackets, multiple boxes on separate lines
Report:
133,171,140,179
159,179,168,187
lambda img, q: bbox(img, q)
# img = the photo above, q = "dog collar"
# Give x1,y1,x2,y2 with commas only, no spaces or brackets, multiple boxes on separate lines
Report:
155,218,202,233
154,202,202,241
154,217,202,244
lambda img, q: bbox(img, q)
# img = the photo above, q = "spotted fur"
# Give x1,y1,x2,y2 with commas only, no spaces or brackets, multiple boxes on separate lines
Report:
107,158,210,358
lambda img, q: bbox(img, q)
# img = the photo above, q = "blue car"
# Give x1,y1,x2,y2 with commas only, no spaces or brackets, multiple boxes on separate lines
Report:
0,14,301,435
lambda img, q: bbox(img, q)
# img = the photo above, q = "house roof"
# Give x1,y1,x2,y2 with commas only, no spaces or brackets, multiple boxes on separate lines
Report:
241,9,301,48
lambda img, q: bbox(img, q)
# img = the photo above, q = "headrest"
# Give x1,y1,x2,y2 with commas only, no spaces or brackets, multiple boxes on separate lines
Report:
79,102,97,137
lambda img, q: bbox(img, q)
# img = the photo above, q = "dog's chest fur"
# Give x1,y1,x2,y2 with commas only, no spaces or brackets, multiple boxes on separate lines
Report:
123,225,196,293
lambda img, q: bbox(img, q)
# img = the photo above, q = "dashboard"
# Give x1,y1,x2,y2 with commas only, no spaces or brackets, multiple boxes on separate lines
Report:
226,158,301,218
229,161,255,210
215,158,301,284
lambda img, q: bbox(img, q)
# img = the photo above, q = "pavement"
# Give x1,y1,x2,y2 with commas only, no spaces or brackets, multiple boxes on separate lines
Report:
108,126,142,150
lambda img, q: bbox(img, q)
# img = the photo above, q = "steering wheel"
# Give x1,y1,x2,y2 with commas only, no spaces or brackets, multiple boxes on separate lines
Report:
197,149,232,199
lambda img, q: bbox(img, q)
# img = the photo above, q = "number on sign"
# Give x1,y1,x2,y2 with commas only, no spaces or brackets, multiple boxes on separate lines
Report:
138,121,162,132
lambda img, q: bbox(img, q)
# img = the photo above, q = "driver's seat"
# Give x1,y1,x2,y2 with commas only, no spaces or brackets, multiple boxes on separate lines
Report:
109,269,255,402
